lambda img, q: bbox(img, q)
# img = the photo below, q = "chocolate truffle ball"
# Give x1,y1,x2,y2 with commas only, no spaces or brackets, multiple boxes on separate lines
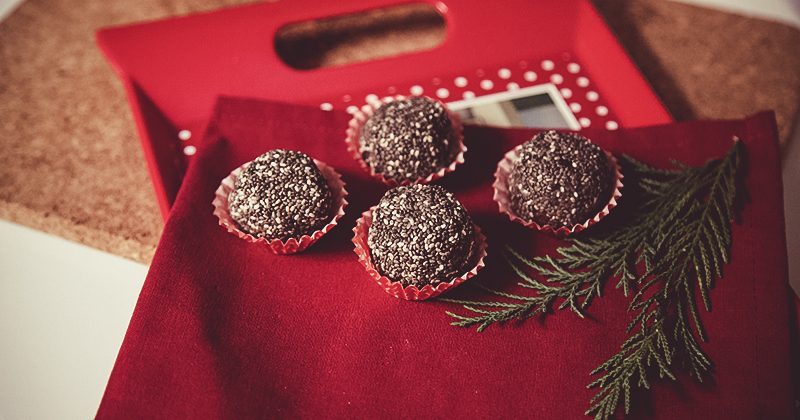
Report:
508,130,612,228
368,184,474,287
228,149,333,240
359,96,458,182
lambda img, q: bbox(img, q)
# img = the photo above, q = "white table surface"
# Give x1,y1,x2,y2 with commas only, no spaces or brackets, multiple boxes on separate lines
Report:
0,221,147,420
0,0,798,418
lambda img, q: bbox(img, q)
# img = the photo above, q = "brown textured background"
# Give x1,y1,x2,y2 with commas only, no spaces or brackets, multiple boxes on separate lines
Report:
1,0,799,263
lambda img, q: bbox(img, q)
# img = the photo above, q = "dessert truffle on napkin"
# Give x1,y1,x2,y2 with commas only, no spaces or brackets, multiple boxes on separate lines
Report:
359,96,459,183
508,130,613,228
367,184,474,287
228,149,333,240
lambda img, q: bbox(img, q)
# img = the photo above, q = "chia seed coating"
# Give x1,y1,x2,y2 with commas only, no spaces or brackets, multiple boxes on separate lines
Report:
228,149,333,241
368,184,475,287
359,96,458,182
508,130,612,228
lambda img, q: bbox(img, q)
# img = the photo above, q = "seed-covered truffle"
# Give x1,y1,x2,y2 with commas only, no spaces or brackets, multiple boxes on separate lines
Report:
368,184,474,287
508,130,612,228
228,149,333,240
359,96,458,182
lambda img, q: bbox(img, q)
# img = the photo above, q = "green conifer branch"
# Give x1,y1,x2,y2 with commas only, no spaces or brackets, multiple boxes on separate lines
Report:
442,140,743,420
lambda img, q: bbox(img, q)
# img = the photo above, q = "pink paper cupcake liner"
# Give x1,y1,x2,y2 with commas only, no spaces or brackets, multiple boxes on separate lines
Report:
493,144,623,236
212,159,348,255
345,95,467,187
352,206,488,301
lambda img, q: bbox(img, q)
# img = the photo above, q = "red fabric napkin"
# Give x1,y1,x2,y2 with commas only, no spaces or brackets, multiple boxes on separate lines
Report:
98,98,797,419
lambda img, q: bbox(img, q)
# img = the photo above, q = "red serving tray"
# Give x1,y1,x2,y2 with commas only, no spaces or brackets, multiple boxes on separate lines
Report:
96,0,672,218
97,0,799,398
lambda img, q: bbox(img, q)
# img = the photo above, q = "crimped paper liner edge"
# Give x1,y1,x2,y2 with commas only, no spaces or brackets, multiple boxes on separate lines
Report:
351,207,488,301
344,95,467,186
212,159,349,254
492,143,624,236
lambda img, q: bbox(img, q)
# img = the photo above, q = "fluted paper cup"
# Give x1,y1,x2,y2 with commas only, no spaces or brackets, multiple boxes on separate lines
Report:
352,206,488,301
493,144,623,236
212,159,348,254
345,95,466,187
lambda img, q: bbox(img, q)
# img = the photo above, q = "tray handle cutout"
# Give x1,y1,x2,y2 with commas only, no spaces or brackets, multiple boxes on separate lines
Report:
274,2,446,70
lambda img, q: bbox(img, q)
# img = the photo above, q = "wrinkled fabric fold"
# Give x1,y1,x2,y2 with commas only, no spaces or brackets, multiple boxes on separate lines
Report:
97,98,795,419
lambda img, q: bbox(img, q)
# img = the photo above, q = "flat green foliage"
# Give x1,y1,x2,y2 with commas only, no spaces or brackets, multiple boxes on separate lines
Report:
442,141,744,420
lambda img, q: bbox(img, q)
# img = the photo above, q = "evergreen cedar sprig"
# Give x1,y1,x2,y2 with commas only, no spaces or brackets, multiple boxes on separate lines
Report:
586,140,740,418
441,246,605,332
442,140,744,420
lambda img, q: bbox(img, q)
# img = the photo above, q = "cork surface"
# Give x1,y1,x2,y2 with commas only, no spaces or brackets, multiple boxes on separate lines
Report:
594,0,800,143
0,0,252,263
0,0,798,263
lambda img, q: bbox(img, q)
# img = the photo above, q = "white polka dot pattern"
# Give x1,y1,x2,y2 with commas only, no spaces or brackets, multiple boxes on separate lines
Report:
323,55,618,131
567,63,581,73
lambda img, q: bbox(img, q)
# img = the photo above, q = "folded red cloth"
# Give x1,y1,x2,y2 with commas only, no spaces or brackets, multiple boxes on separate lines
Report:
98,98,796,419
